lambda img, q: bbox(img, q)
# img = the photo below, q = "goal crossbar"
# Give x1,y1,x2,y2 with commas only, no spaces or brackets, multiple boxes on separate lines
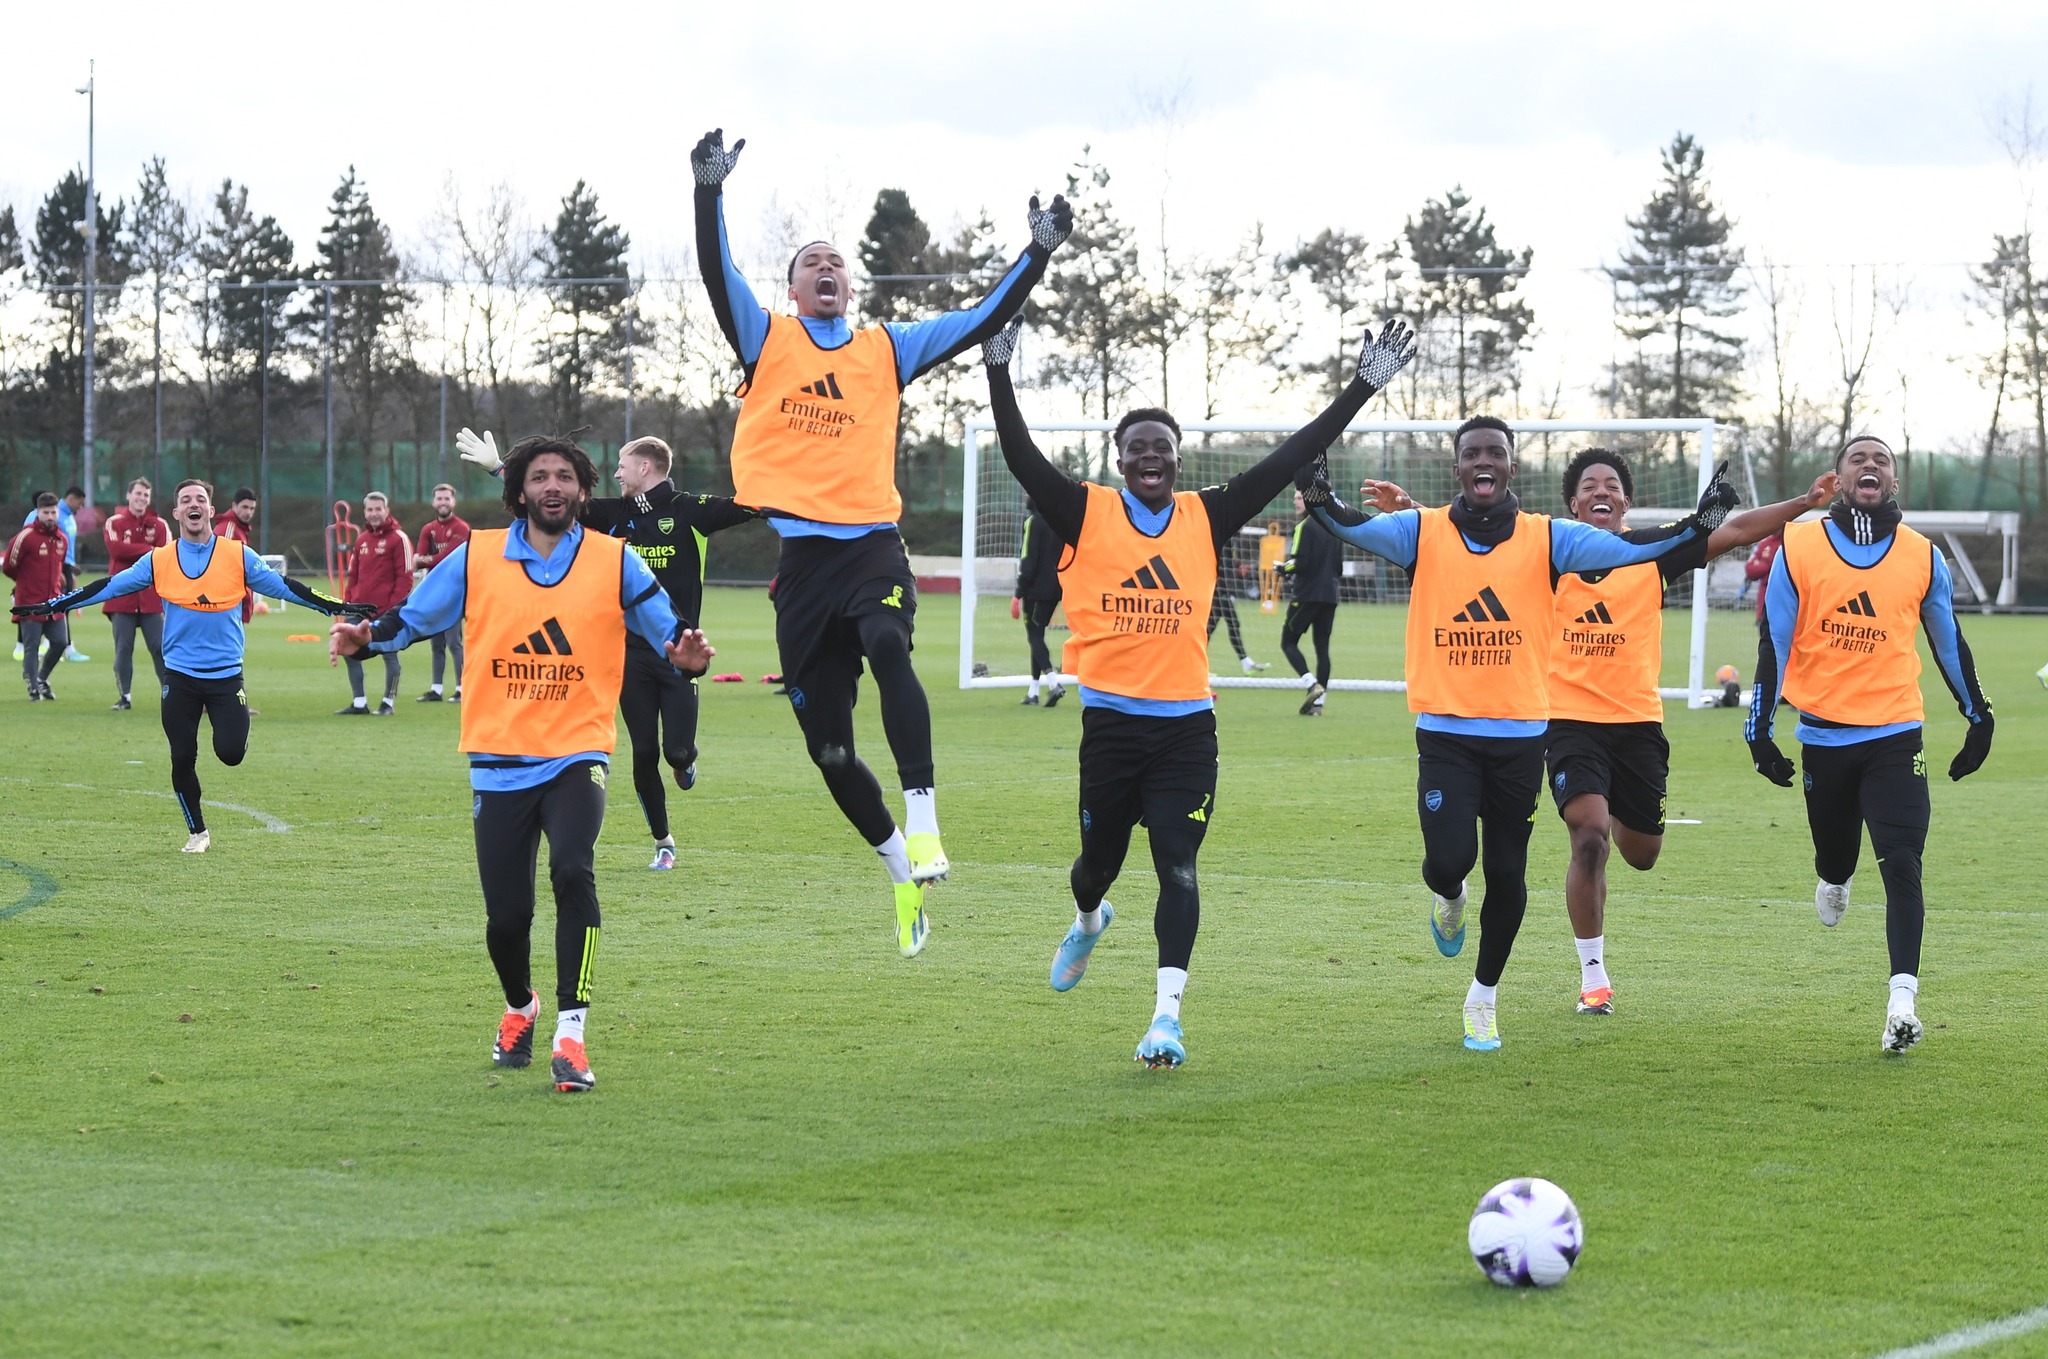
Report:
960,416,1722,706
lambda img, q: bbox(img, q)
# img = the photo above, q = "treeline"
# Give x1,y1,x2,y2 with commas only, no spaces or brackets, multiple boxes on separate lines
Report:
3,129,2047,519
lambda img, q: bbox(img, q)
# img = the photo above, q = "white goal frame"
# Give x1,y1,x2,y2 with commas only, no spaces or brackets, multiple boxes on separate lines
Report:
959,417,1727,707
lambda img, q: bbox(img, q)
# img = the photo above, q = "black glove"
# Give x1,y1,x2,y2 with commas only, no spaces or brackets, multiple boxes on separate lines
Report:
1693,459,1739,533
1297,462,1366,528
11,599,62,621
1027,194,1073,252
982,316,1023,369
1949,713,1994,781
1749,735,1796,787
1356,318,1419,395
336,601,381,623
691,128,745,187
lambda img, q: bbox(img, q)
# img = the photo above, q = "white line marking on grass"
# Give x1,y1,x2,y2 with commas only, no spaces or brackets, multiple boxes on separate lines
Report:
0,777,291,832
1873,1302,2048,1358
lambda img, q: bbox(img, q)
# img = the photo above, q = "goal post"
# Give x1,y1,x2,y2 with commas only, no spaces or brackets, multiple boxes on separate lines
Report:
960,416,1727,707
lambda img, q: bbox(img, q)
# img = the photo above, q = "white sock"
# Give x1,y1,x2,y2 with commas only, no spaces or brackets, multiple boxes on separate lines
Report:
1576,936,1610,992
1027,679,1040,699
429,684,442,695
1466,979,1498,1008
1077,903,1105,935
904,787,939,838
874,829,913,885
1300,672,1317,689
508,992,538,1019
655,834,675,849
1155,967,1188,1021
349,696,367,709
554,1006,585,1048
1889,973,1919,1015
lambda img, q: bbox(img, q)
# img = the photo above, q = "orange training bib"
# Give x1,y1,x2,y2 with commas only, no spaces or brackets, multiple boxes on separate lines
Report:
459,530,629,758
1059,484,1217,702
1549,560,1665,724
730,315,902,524
148,539,247,613
1404,507,1552,719
1780,518,1933,727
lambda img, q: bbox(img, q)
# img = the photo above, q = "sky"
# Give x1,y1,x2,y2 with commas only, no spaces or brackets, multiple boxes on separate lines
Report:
5,0,2045,453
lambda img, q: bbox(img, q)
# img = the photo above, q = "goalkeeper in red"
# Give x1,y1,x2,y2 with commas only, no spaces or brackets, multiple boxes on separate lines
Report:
984,316,1418,1068
691,127,1071,958
14,479,372,852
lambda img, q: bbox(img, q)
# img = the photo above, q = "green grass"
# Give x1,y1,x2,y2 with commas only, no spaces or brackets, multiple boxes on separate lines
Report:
2,592,2045,1357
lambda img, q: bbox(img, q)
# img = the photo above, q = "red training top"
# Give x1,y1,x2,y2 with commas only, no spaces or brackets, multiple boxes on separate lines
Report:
1744,533,1781,620
347,519,414,612
4,523,71,613
104,508,170,614
415,513,471,574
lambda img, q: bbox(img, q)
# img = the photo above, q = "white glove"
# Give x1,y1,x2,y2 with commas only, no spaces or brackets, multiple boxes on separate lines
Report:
456,427,501,474
982,317,1024,369
1355,319,1419,395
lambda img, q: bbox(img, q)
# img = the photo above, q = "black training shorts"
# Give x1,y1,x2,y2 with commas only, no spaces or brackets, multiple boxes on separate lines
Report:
1544,718,1670,836
771,528,919,704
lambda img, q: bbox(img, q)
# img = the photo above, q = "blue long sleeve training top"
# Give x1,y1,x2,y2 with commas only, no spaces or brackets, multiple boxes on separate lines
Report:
1746,520,1987,747
1311,506,1704,737
364,520,685,791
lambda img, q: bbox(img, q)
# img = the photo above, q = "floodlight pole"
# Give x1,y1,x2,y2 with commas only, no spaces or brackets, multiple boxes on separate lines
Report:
78,62,97,507
323,285,336,512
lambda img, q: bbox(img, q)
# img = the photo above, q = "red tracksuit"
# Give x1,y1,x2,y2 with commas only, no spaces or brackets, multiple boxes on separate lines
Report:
104,508,170,615
1744,533,1781,621
415,514,471,575
213,511,256,621
5,522,71,612
347,519,414,613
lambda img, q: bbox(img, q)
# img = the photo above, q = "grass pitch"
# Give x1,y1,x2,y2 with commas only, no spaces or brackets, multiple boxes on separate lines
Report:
1,592,2045,1357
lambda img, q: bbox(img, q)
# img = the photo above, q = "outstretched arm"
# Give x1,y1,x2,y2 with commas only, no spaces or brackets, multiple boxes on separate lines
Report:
890,196,1071,384
984,321,1087,543
691,129,770,372
1705,473,1836,559
12,556,154,615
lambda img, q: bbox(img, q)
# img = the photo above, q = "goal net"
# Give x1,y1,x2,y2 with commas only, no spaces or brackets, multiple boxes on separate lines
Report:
959,418,1736,706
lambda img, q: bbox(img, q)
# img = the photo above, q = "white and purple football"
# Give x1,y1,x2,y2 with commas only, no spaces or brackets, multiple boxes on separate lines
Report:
1468,1177,1582,1287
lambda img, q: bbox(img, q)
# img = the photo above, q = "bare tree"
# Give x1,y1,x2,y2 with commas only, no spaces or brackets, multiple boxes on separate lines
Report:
128,157,194,488
1991,86,2047,513
1192,224,1287,427
1747,257,1833,501
1826,265,1908,451
430,177,540,433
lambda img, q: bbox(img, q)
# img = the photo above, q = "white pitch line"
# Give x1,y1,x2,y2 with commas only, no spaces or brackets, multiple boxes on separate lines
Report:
1872,1302,2048,1358
0,777,291,833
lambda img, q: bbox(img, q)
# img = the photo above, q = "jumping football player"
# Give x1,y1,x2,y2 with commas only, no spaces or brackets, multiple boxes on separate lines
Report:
1747,435,1993,1054
331,436,713,1092
986,316,1418,1068
691,126,1071,956
15,480,372,852
1302,419,1736,1049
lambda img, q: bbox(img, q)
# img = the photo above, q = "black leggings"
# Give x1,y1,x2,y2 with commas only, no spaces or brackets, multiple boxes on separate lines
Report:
1416,730,1544,988
1070,708,1217,971
1802,731,1931,976
1206,593,1248,660
618,642,699,841
160,670,251,834
1023,598,1057,679
473,760,608,1011
789,611,932,846
1280,601,1336,685
111,612,166,696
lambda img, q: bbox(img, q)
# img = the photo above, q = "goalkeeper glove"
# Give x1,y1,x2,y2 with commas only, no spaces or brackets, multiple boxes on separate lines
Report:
1749,735,1796,787
1949,712,1994,780
983,316,1023,369
1356,318,1418,395
456,427,502,474
1027,194,1073,252
10,599,62,621
335,601,380,623
1692,459,1739,533
691,128,746,186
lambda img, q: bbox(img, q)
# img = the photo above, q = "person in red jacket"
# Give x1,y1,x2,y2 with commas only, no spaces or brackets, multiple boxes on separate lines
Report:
213,487,260,624
338,490,412,715
1742,531,1781,628
5,493,71,699
412,482,470,702
104,477,171,709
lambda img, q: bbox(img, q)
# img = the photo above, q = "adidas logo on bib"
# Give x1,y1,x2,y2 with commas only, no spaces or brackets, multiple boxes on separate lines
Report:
1452,587,1511,623
1119,555,1181,591
1573,601,1615,625
798,372,845,400
512,618,575,656
1836,590,1877,616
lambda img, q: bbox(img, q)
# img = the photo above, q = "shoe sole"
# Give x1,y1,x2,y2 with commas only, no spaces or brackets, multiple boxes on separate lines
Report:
492,1048,532,1069
1138,1052,1183,1069
551,1058,594,1092
1576,1000,1614,1015
1882,1015,1924,1054
910,864,949,884
1463,1035,1502,1051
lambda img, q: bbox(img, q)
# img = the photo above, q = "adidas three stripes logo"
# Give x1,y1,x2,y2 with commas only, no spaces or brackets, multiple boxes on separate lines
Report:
1451,587,1511,623
1836,590,1877,616
1119,555,1182,591
797,372,845,399
511,617,575,656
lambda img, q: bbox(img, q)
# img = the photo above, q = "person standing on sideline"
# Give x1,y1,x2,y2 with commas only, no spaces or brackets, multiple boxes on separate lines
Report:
987,316,1419,1068
104,477,171,709
338,491,412,716
1302,418,1735,1050
213,488,260,625
17,487,88,660
16,479,372,850
690,125,1072,955
1747,435,1993,1055
413,483,470,703
1205,531,1267,677
1015,496,1065,707
6,494,71,699
1278,489,1343,715
328,435,714,1094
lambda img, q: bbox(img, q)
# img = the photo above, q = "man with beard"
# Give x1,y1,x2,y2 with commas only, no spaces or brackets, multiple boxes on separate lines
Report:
103,477,171,709
1747,435,1993,1054
1301,418,1736,1050
413,483,471,703
16,480,372,851
329,436,713,1093
688,126,1072,957
337,491,412,716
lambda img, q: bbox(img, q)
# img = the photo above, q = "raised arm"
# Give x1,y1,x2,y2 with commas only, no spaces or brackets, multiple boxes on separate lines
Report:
982,320,1086,543
888,196,1071,384
1551,466,1739,573
690,129,770,372
1705,472,1836,560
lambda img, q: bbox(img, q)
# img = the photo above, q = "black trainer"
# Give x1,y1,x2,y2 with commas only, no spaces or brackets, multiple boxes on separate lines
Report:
415,690,444,702
492,996,537,1069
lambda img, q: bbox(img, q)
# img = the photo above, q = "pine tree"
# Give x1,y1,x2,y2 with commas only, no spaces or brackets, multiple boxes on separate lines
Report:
1278,228,1391,399
192,181,297,468
314,167,405,485
30,168,130,459
1609,133,1746,421
859,188,934,324
130,157,196,482
1398,187,1533,417
535,180,631,432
